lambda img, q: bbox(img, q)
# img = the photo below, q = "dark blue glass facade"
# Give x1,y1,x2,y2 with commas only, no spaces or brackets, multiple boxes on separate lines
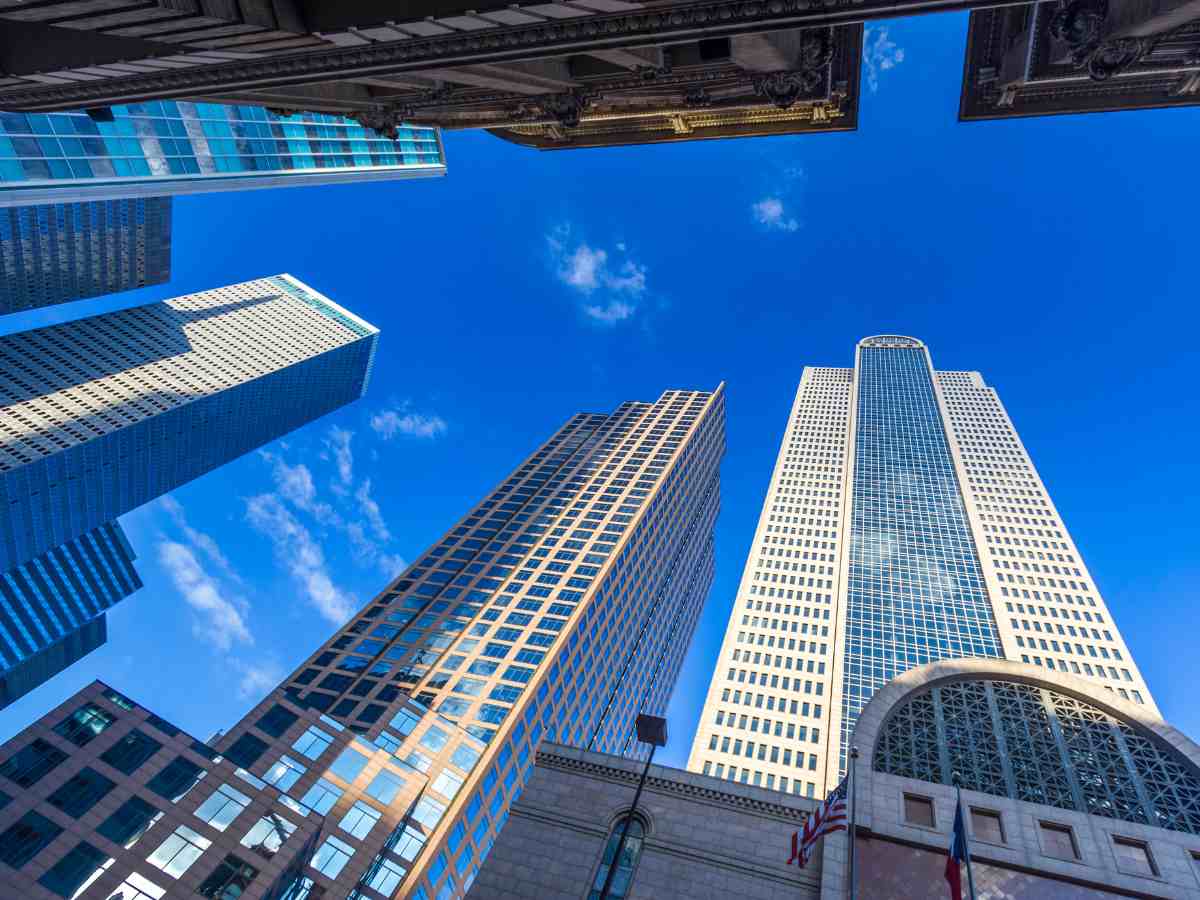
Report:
0,522,140,707
0,276,378,572
838,343,1003,766
0,198,171,314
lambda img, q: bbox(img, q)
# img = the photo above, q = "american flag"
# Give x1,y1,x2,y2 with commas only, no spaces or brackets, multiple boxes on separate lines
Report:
787,777,848,869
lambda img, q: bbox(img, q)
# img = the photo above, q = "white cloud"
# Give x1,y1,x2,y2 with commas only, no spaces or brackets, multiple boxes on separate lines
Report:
377,553,408,580
159,495,242,585
157,540,253,650
325,426,354,487
370,407,448,440
231,658,285,701
245,493,356,625
583,300,636,324
546,225,649,324
752,197,800,232
355,478,391,542
863,25,905,92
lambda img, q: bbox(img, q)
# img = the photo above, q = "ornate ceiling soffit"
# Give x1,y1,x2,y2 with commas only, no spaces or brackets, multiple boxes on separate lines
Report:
1048,0,1177,81
8,0,910,111
752,27,833,108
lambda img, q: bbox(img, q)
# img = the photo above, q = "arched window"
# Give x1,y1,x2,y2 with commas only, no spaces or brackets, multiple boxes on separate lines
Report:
588,815,646,900
874,678,1200,834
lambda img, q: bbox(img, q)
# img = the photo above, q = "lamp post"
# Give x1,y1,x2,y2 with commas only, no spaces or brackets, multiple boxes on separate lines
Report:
596,714,668,900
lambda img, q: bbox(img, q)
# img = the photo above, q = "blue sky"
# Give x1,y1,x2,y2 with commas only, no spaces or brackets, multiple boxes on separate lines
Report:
2,12,1199,770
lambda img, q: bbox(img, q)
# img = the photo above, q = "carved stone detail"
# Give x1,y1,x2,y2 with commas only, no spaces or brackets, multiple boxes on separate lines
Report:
539,92,589,127
750,27,833,109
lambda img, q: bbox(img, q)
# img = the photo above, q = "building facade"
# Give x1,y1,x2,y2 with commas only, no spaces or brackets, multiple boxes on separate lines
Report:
0,385,725,899
687,335,1155,800
0,197,171,315
468,741,819,900
0,273,379,572
0,103,444,207
466,661,1200,900
0,522,141,709
960,0,1200,121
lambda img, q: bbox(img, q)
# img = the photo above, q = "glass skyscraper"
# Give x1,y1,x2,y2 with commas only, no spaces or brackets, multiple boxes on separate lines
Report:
0,386,724,900
0,197,172,314
0,102,445,207
0,522,140,709
687,335,1155,795
0,274,379,574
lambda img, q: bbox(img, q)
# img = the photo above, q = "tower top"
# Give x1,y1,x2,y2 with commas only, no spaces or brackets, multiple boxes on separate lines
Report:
858,335,925,349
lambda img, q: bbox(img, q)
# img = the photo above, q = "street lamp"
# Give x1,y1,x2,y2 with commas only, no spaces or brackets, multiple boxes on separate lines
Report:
596,714,668,900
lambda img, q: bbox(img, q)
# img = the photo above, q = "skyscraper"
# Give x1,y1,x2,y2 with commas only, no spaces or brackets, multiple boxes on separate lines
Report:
0,522,141,709
0,103,444,207
0,386,723,900
687,335,1154,797
0,273,379,583
0,198,171,314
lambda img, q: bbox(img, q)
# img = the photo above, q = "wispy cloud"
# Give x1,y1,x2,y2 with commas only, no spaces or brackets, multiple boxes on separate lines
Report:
325,426,354,487
863,25,905,92
546,225,648,325
231,658,286,701
370,406,448,440
752,197,800,232
160,495,243,585
157,540,253,650
245,493,356,625
355,478,391,542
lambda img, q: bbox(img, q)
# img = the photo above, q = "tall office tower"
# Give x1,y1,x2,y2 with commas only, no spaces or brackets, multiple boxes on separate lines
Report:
0,523,141,708
0,198,171,315
0,273,379,576
687,335,1155,798
0,387,724,900
0,102,444,207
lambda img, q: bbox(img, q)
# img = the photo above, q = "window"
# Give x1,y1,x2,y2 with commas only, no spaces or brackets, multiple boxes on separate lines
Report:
224,733,269,770
329,745,370,784
1039,822,1080,861
255,704,299,739
432,769,464,800
194,783,253,832
0,739,67,787
37,841,110,898
312,834,355,879
147,756,206,802
98,796,161,848
339,801,382,839
239,814,296,860
47,767,115,817
969,808,1005,845
196,853,259,899
0,811,62,868
903,794,935,828
105,872,164,900
299,778,343,815
146,824,212,878
292,726,334,760
365,769,405,806
263,755,306,791
100,729,162,775
588,815,645,900
53,704,115,747
1112,837,1158,877
365,857,407,895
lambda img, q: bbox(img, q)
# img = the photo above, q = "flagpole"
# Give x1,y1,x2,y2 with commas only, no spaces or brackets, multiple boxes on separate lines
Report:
958,787,977,900
848,746,859,900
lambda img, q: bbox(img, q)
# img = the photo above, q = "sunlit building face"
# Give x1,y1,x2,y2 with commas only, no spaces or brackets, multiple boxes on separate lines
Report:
687,336,1155,796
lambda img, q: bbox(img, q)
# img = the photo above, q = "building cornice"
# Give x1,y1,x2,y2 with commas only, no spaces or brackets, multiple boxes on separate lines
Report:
4,0,1000,111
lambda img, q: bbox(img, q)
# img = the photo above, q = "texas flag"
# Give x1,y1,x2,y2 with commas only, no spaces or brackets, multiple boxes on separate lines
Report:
945,796,969,900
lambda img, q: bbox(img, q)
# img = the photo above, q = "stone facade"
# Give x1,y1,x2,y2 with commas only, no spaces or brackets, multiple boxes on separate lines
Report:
468,742,821,900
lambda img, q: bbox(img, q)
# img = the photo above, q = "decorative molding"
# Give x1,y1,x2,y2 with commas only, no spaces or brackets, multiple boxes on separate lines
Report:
536,749,813,822
5,0,956,111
